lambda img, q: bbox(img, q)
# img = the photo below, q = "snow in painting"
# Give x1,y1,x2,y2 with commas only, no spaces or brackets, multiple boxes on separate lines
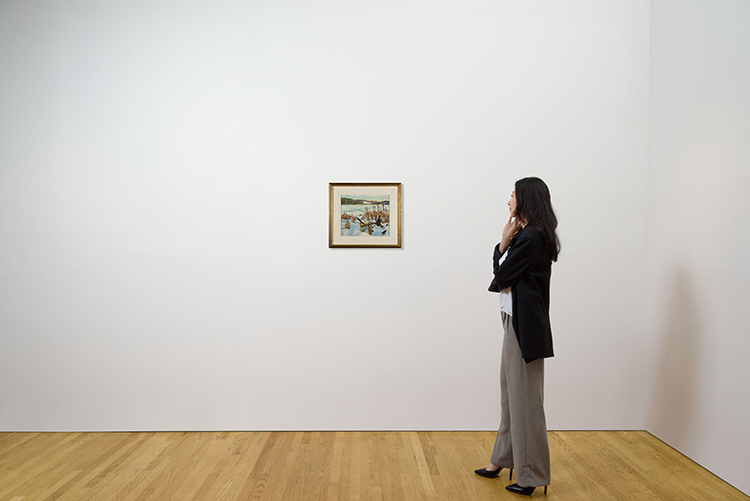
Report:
340,194,391,237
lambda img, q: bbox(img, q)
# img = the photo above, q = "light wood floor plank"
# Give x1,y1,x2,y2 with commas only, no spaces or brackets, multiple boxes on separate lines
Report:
0,433,42,467
0,433,39,459
0,434,87,501
111,432,205,501
53,433,145,501
235,430,289,500
215,432,271,501
324,432,342,501
0,431,746,500
394,432,421,501
187,432,246,501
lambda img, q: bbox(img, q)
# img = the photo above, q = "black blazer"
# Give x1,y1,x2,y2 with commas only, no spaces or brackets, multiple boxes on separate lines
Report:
488,225,554,363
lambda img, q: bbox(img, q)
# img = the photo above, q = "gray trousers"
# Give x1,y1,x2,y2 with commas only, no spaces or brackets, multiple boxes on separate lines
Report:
490,312,551,487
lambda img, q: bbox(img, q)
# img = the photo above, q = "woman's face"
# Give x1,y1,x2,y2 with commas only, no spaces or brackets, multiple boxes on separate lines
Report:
508,190,517,217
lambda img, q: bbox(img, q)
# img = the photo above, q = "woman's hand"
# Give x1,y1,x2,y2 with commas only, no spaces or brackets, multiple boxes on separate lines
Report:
499,215,521,253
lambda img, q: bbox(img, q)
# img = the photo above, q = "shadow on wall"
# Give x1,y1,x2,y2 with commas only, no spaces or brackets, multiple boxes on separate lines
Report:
648,269,699,446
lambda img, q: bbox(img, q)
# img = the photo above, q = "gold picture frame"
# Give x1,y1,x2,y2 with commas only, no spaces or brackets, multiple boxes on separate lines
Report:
329,183,402,248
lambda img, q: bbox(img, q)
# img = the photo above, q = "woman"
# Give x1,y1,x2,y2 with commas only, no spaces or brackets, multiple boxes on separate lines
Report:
474,177,560,496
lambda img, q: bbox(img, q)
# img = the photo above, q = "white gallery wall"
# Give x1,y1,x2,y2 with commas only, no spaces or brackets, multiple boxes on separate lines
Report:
0,0,651,432
647,0,750,494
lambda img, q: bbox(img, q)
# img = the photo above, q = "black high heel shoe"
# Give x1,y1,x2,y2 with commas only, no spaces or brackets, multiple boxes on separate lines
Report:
505,483,548,495
474,467,513,479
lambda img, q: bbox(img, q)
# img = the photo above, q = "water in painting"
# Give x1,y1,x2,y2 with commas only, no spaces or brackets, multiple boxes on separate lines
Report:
340,195,390,236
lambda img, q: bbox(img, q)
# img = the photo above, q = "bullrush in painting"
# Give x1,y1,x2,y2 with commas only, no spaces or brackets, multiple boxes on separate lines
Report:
340,195,390,237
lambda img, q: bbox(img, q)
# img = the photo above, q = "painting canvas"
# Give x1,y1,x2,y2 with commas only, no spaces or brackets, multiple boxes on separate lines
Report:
329,183,401,248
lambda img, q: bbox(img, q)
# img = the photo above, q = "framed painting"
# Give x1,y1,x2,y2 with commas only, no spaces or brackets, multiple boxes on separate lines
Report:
329,182,402,248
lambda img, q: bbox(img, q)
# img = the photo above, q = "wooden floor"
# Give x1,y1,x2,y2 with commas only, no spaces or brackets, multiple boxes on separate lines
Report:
0,431,746,501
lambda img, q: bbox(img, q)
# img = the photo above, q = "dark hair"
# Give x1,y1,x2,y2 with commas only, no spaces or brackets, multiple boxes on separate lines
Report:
514,177,560,262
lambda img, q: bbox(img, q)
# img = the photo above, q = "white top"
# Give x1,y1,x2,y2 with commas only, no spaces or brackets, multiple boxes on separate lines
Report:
497,249,513,316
